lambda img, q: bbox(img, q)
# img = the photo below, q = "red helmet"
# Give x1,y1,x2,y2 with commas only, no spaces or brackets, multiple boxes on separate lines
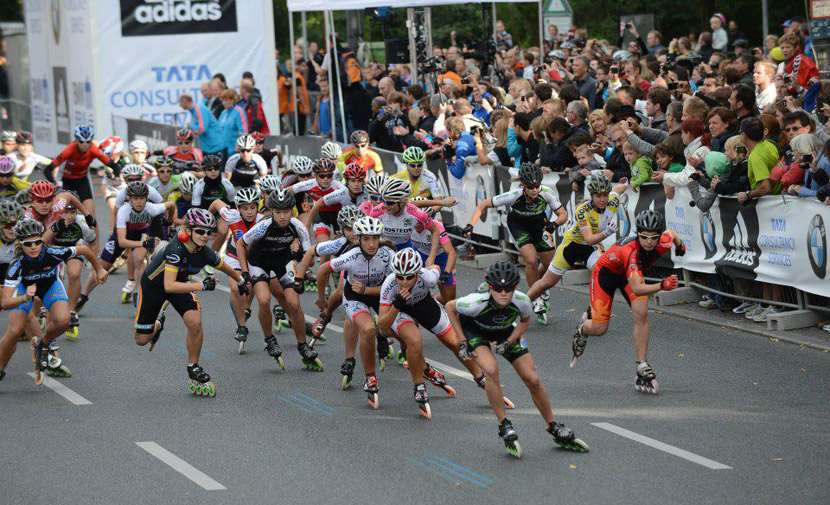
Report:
29,180,56,200
343,162,367,181
176,128,194,143
250,131,265,144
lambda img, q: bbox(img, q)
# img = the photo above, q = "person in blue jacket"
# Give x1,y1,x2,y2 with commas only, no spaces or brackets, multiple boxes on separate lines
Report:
217,89,248,158
445,117,477,180
179,93,225,157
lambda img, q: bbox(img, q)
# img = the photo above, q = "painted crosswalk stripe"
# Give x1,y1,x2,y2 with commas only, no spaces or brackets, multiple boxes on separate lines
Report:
591,422,732,470
28,374,92,405
136,442,227,490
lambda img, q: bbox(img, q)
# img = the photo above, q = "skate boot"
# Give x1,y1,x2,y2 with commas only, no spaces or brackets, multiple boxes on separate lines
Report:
45,351,71,378
541,290,550,312
187,363,216,397
298,342,324,372
548,422,589,452
377,333,393,371
272,305,289,333
363,375,380,409
569,324,587,368
396,347,408,368
264,335,285,370
340,357,356,390
581,306,592,325
120,280,135,304
65,311,79,340
424,363,456,397
309,312,330,346
244,308,251,322
304,273,317,293
149,311,166,352
533,298,548,326
234,325,249,354
414,383,431,419
74,293,89,314
635,361,659,394
37,307,47,333
31,338,49,385
474,375,515,409
499,418,521,458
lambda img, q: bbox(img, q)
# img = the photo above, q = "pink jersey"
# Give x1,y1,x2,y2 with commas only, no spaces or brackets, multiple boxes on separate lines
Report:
366,202,433,246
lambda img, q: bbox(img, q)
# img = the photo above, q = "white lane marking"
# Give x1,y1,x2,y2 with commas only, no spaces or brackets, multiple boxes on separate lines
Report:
591,422,732,470
427,359,474,382
215,284,345,332
27,374,92,405
135,442,227,490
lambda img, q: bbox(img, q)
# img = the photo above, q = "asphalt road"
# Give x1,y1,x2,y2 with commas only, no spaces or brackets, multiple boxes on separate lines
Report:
1,196,828,505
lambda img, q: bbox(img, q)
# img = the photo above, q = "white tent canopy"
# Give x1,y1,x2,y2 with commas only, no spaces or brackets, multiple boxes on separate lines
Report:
287,0,535,12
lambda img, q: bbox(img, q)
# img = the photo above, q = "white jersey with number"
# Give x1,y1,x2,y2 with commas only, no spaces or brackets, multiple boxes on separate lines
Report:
379,267,440,307
329,245,394,287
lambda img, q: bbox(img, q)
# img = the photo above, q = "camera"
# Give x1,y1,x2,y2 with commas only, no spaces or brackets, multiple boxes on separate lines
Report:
735,145,748,157
610,65,619,74
470,125,483,136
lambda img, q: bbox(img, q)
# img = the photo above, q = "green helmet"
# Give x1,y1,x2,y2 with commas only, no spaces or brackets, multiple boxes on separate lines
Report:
14,218,44,240
0,199,22,224
586,173,612,194
402,146,425,165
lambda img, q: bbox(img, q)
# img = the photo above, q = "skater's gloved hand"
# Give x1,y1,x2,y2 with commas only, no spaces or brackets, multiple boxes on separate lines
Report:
201,276,216,291
50,220,66,234
84,214,96,228
660,274,678,291
42,163,56,183
289,239,300,253
544,220,557,234
25,284,37,300
236,277,250,296
493,342,508,356
392,293,408,310
457,341,475,361
241,271,252,286
462,223,474,237
292,277,305,294
602,219,618,236
142,236,156,253
674,241,686,256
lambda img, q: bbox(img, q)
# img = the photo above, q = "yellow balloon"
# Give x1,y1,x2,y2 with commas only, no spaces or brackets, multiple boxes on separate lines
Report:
770,46,785,62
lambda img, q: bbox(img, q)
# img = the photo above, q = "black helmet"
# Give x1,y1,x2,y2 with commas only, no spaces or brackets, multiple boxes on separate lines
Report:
635,209,665,233
267,188,296,210
518,163,543,186
313,158,336,174
202,154,223,169
126,181,150,198
14,218,44,240
484,261,520,289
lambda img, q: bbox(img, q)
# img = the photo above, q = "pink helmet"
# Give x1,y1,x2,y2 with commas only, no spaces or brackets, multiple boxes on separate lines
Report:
184,208,216,230
0,155,15,175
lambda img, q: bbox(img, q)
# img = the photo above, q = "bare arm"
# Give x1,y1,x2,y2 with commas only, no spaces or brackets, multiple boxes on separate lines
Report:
163,266,203,294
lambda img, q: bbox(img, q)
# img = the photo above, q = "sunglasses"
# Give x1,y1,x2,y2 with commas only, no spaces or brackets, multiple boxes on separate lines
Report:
33,197,52,204
0,173,11,178
125,177,143,183
205,166,221,171
317,173,334,179
784,126,803,133
524,183,541,190
157,169,172,174
396,274,416,281
2,221,17,228
489,284,516,293
77,141,91,145
191,228,212,236
370,195,382,202
384,200,402,206
355,143,369,148
638,233,661,242
407,163,422,169
240,149,252,153
22,239,43,248
178,140,193,145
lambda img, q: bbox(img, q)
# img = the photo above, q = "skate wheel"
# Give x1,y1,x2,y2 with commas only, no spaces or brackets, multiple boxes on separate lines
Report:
341,375,352,390
33,371,43,385
505,441,522,459
563,438,590,453
277,356,286,371
503,396,516,409
443,385,456,398
205,384,216,397
569,356,579,369
367,393,379,409
188,382,196,393
419,403,432,420
66,327,78,340
238,341,246,355
379,358,386,372
402,361,409,370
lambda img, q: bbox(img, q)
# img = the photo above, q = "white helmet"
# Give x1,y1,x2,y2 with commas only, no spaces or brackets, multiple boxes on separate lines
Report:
237,134,256,151
320,141,342,160
179,171,197,194
292,155,314,175
352,216,384,236
392,248,423,276
380,178,410,202
121,164,145,179
259,175,281,193
129,140,148,153
365,175,387,199
234,186,261,206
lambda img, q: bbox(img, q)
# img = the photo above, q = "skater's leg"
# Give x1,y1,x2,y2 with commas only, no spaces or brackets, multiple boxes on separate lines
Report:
527,270,561,301
434,327,481,376
43,301,70,343
518,244,540,287
343,318,357,360
272,281,306,344
437,282,456,305
228,277,246,326
538,250,554,275
396,322,425,384
511,353,554,424
475,346,507,421
354,312,376,375
253,281,272,336
131,247,149,286
65,260,83,310
126,249,136,283
630,298,650,362
0,312,28,369
182,309,204,364
211,220,228,251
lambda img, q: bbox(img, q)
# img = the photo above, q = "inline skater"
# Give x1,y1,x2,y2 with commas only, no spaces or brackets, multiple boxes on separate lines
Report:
24,180,89,231
571,210,685,395
159,128,204,164
42,202,96,339
527,174,619,324
410,196,457,303
366,178,439,256
302,162,369,228
336,130,383,177
148,156,179,201
1,131,16,155
224,134,267,188
211,186,262,353
8,132,49,180
192,154,234,250
279,156,313,189
0,218,107,383
317,216,393,408
446,261,589,458
320,141,342,163
392,146,444,201
250,132,281,175
288,158,343,244
0,155,29,198
135,208,247,397
169,172,198,227
235,189,323,372
465,163,567,322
